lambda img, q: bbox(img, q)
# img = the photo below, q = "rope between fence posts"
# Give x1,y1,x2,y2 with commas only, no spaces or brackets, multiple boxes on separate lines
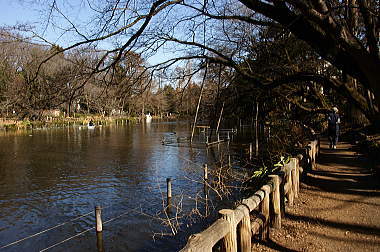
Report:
102,206,141,225
0,201,135,250
0,211,94,250
38,227,95,252
38,206,142,251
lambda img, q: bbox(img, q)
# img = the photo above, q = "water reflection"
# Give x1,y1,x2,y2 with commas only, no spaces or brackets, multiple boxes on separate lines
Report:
0,120,227,251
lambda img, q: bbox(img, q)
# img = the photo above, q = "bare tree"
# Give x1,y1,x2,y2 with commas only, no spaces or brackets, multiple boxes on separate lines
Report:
8,0,380,124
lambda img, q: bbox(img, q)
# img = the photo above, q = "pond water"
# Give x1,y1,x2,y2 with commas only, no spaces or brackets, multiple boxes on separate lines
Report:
0,120,233,251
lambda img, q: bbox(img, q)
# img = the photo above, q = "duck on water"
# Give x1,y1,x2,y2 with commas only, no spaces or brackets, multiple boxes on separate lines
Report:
88,120,95,129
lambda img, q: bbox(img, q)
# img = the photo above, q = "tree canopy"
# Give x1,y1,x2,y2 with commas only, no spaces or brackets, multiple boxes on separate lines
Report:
2,0,379,126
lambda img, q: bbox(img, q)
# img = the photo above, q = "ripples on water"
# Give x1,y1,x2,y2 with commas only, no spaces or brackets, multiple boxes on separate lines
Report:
0,120,235,251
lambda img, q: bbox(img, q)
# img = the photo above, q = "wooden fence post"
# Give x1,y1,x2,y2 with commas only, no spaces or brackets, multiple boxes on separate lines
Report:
313,141,317,168
278,171,286,217
268,175,281,228
260,185,270,240
288,168,294,207
219,209,237,252
310,142,314,169
240,200,251,252
317,137,321,156
292,158,299,199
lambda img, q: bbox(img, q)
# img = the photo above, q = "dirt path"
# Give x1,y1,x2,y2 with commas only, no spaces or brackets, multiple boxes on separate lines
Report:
253,140,380,252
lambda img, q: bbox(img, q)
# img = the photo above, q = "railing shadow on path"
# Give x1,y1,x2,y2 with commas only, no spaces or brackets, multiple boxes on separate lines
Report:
302,140,380,197
255,238,299,252
305,229,380,247
302,188,380,208
178,137,380,251
286,213,380,236
275,139,380,251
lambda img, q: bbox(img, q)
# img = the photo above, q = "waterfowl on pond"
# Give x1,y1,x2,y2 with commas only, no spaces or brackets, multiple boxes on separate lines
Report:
146,113,152,122
88,120,95,129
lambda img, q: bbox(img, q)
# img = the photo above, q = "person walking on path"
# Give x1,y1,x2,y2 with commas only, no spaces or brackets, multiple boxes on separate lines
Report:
327,107,340,149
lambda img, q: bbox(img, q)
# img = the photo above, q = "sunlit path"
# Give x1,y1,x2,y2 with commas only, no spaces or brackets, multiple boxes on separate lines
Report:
254,139,380,252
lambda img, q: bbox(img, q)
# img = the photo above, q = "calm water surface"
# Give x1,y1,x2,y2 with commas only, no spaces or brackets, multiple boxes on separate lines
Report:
0,120,219,251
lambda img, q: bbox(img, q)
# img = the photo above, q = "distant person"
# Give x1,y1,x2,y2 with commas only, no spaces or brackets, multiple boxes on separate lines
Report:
327,107,340,149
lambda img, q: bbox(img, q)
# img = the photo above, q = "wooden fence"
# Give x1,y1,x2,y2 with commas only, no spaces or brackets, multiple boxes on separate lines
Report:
180,139,319,252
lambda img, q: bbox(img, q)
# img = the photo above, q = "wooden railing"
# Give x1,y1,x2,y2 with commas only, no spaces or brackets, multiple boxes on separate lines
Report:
180,139,319,252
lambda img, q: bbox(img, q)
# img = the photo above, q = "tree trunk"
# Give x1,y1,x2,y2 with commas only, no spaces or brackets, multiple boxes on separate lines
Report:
240,0,380,117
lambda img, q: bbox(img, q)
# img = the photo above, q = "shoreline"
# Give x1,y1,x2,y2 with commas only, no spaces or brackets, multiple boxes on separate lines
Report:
0,115,178,131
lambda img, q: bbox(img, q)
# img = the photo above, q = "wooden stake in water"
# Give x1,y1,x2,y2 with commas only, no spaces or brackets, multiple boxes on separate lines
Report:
95,206,103,232
166,178,172,211
95,206,104,252
203,164,208,181
96,231,105,252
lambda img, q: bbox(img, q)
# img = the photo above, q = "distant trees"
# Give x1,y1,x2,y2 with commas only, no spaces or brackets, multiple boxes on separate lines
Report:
5,0,379,127
0,31,93,118
0,30,203,118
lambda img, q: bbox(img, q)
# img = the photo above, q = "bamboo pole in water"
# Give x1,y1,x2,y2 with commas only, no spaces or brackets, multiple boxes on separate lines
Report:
216,102,225,134
191,63,208,143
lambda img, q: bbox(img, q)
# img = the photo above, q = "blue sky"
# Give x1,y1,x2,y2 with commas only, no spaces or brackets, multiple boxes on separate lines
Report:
1,1,38,26
0,0,183,66
0,0,95,46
